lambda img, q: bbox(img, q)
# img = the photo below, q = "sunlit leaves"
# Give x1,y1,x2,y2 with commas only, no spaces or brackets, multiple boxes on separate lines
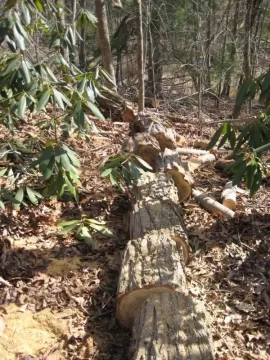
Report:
57,217,114,248
101,153,153,190
208,111,270,195
33,144,80,200
0,0,110,211
76,9,98,29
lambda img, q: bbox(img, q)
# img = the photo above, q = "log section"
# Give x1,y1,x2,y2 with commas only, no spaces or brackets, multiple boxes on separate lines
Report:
116,115,214,358
117,172,189,328
130,292,214,360
117,233,187,328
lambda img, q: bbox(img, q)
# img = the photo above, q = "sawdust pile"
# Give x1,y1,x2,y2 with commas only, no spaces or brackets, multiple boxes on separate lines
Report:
0,304,72,359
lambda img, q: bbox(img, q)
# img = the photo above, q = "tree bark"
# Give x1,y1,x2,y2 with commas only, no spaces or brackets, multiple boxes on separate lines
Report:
116,170,213,357
222,0,240,96
117,172,189,328
79,0,86,69
95,0,116,90
136,0,145,112
147,0,162,99
232,0,263,118
69,0,77,64
130,292,214,360
56,0,69,59
132,113,179,151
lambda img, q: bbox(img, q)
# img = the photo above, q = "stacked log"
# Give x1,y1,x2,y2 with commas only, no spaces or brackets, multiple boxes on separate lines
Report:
117,113,214,359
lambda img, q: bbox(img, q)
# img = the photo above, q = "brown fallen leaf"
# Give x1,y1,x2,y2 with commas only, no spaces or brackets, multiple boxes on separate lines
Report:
0,306,8,315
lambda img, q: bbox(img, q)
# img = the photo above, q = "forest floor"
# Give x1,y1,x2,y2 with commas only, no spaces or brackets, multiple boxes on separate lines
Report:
0,98,269,360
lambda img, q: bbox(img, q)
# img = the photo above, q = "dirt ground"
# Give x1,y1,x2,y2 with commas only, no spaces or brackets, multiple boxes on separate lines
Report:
0,98,269,359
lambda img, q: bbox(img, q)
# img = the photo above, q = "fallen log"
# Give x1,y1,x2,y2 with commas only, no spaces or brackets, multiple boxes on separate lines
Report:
192,189,235,218
187,153,216,172
117,172,214,358
117,112,214,359
222,181,237,210
177,148,210,155
117,173,189,328
130,292,214,360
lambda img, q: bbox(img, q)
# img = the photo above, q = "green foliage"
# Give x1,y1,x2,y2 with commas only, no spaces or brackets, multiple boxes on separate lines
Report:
33,143,81,200
207,113,270,195
101,153,152,190
234,70,270,110
0,0,111,211
0,138,82,208
58,217,115,248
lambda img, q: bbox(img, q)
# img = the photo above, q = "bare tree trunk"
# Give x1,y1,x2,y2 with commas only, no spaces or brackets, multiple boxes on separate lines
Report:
217,0,232,104
136,0,145,112
95,0,116,90
70,0,77,64
79,0,86,69
56,0,69,59
243,0,253,80
222,0,240,96
146,0,162,100
232,0,262,118
205,0,212,90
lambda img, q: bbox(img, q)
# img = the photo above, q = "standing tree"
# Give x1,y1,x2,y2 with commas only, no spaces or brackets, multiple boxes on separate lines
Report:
95,0,116,90
136,0,144,112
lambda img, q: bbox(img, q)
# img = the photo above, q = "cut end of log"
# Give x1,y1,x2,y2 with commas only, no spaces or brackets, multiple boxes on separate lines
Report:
193,189,235,218
117,286,176,328
158,149,194,202
171,236,190,265
223,199,236,210
175,134,187,147
167,163,194,202
222,181,237,210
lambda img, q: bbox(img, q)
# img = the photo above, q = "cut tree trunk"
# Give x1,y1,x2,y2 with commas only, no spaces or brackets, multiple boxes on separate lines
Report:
117,113,214,359
117,172,189,328
193,189,235,218
187,153,216,172
130,292,214,360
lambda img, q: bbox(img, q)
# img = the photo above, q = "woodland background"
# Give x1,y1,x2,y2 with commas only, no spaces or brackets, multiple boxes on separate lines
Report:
0,0,269,359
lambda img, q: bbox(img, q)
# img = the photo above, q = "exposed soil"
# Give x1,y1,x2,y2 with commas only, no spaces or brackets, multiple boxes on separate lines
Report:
0,98,269,360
